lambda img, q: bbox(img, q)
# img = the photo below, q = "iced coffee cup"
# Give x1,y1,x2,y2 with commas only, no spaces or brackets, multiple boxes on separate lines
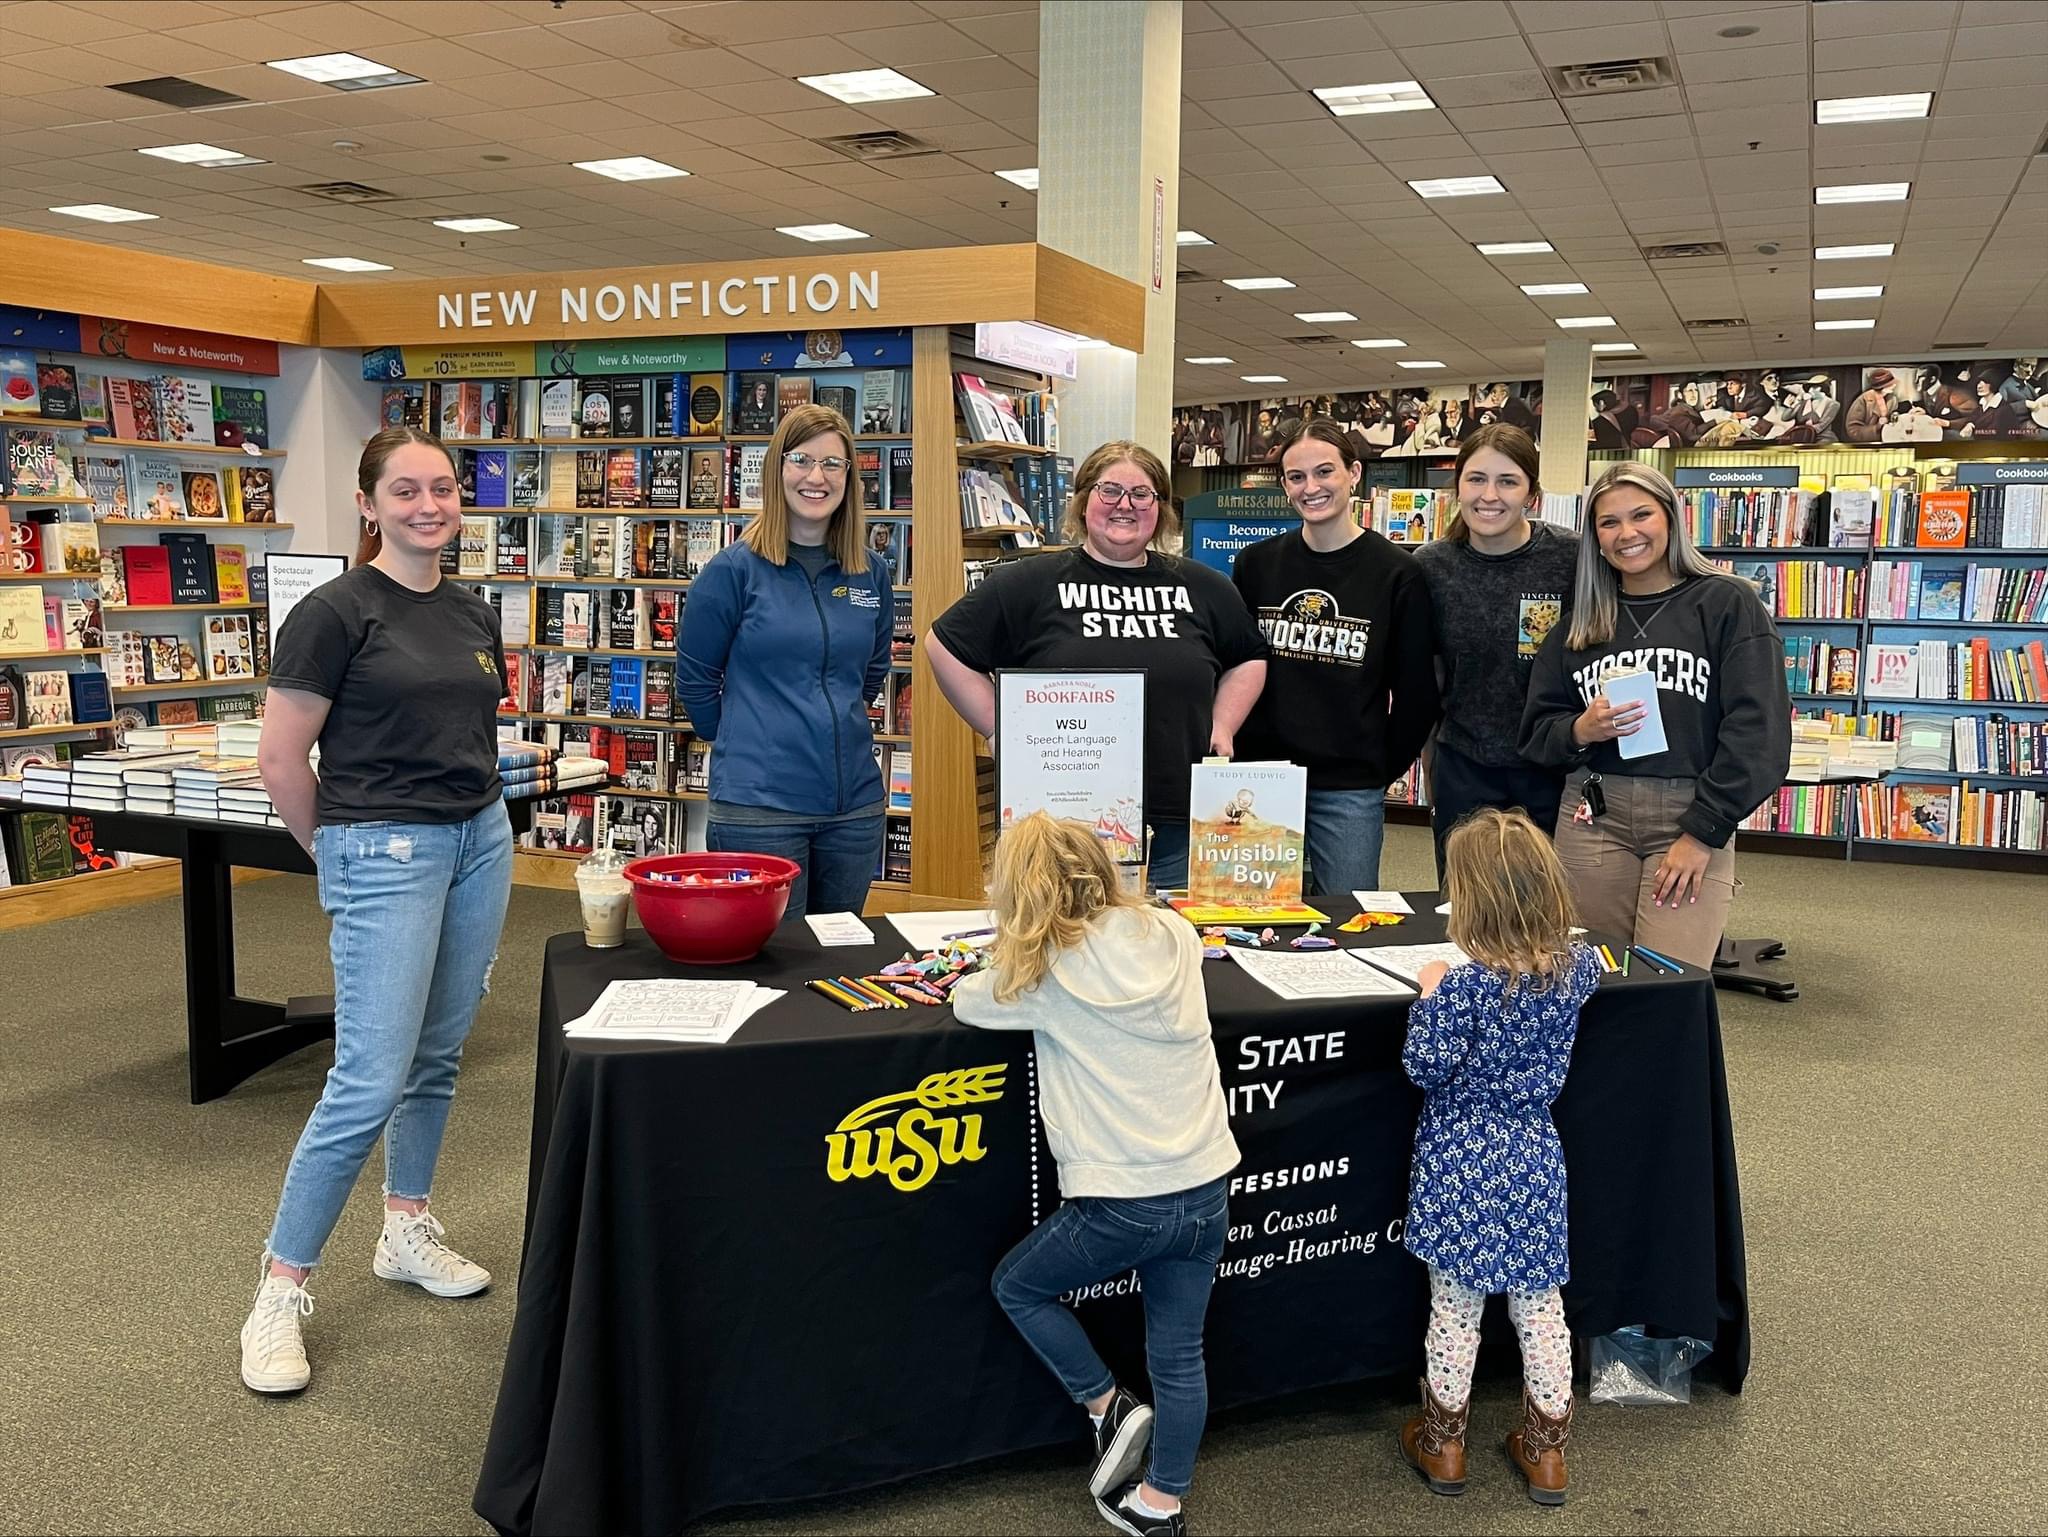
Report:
574,849,632,949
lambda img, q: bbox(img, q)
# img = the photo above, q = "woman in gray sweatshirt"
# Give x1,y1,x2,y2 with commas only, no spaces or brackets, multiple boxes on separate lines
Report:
1520,461,1791,969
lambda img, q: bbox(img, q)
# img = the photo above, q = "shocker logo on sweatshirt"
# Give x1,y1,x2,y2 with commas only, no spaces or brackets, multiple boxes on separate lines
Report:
474,649,498,676
1256,588,1371,665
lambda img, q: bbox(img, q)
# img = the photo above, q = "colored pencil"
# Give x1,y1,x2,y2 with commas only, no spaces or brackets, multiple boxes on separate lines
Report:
838,975,907,1009
1634,943,1687,973
807,978,871,1011
1629,945,1680,975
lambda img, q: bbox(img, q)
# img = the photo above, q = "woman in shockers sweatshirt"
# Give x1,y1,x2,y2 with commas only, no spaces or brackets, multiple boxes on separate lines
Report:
1520,461,1791,969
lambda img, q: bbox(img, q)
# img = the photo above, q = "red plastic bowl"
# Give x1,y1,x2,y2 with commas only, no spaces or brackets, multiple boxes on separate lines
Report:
621,852,802,966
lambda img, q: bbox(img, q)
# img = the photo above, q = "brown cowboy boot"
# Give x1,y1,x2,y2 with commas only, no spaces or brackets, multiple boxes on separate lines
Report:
1505,1389,1572,1505
1398,1378,1468,1495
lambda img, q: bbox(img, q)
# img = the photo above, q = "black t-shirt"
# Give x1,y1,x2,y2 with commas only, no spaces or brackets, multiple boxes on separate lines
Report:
267,564,507,826
930,548,1267,823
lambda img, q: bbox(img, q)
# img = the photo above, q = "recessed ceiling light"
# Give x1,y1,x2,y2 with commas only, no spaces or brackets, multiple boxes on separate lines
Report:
1351,338,1405,349
1409,175,1505,198
1814,318,1876,330
777,223,870,242
1312,80,1436,117
994,167,1039,190
796,68,934,104
302,256,393,272
1717,23,1760,38
575,156,690,182
1816,93,1932,125
1476,241,1553,255
267,52,418,89
1222,276,1294,290
49,203,157,223
1815,182,1909,204
1176,230,1212,246
433,217,519,233
1816,243,1895,260
1397,360,1447,369
1241,375,1288,384
1184,356,1234,365
138,142,264,167
1556,315,1616,328
1294,310,1357,323
1815,285,1883,300
1591,342,1639,352
1520,282,1589,296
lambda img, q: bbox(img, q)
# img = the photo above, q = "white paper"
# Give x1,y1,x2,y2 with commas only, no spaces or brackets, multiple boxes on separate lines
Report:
1353,941,1474,986
1350,890,1414,914
1229,945,1416,1001
887,909,995,952
805,911,876,947
1435,901,1452,915
562,978,783,1044
1603,668,1669,760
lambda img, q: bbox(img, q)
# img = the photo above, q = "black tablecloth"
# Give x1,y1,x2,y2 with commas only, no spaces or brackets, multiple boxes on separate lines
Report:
475,902,1748,1535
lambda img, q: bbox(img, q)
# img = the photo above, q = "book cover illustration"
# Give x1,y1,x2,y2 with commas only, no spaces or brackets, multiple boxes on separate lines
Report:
733,373,776,434
8,431,71,495
1,348,42,416
211,385,269,449
686,448,723,510
776,374,814,423
233,466,276,522
23,669,74,726
1917,566,1964,622
1915,490,1970,549
1176,761,1325,922
75,455,128,519
1889,782,1953,842
154,375,214,445
688,373,725,436
577,379,611,437
37,363,79,420
609,377,645,439
130,455,187,519
182,470,226,521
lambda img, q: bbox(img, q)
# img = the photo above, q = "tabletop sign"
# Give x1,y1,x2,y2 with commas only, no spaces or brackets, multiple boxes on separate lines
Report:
264,552,347,644
1955,461,2048,486
994,669,1147,866
1672,466,1802,489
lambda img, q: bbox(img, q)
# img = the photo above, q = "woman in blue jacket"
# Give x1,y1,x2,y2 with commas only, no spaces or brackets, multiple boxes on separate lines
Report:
676,403,893,918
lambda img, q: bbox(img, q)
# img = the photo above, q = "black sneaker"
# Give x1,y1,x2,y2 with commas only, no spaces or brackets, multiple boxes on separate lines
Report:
1095,1480,1186,1537
1088,1387,1155,1498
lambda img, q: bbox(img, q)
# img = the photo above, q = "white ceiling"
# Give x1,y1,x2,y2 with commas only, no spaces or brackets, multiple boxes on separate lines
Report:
0,0,2042,398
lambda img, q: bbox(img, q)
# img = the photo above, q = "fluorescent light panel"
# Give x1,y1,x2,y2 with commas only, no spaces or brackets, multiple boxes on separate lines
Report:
266,52,416,88
1520,282,1588,296
1312,79,1435,116
1351,338,1404,349
1397,360,1446,369
1409,175,1505,198
777,223,869,242
1815,182,1909,204
994,167,1039,190
1816,243,1895,260
1815,285,1883,300
1241,375,1287,383
433,217,518,233
1591,342,1639,352
138,142,263,167
1476,241,1553,255
575,156,690,181
303,256,392,272
49,203,156,222
1815,92,1931,124
1222,276,1294,290
1556,315,1615,328
797,68,934,104
1815,318,1876,330
1294,310,1356,323
1176,230,1211,246
1184,356,1234,364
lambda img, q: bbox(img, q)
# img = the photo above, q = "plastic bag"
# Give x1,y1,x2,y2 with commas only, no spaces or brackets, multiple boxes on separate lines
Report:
1588,1326,1711,1406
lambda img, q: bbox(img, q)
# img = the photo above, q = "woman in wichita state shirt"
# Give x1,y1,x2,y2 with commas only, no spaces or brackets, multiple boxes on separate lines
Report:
926,440,1267,888
1521,460,1791,970
241,427,514,1397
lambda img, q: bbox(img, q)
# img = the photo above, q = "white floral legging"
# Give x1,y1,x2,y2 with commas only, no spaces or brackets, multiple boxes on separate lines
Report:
1424,1266,1572,1415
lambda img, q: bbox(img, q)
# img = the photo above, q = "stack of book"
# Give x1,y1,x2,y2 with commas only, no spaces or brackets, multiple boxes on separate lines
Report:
122,752,196,815
216,779,282,827
126,721,219,753
18,761,74,809
171,756,262,820
69,747,194,810
500,741,610,802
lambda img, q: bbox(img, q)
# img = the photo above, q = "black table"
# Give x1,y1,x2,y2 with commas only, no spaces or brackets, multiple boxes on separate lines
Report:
54,799,533,1103
475,899,1748,1535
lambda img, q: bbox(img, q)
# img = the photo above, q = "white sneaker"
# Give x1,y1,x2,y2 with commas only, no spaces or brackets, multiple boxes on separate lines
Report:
372,1207,491,1298
240,1273,314,1393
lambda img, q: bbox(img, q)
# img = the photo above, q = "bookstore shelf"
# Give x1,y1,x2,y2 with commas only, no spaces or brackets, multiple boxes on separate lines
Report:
95,518,293,530
1875,546,2048,556
514,711,692,731
958,440,1053,462
606,786,708,803
530,576,695,589
105,602,265,613
111,676,269,695
3,494,95,506
529,644,672,660
87,438,285,458
1,721,113,741
1870,619,2043,630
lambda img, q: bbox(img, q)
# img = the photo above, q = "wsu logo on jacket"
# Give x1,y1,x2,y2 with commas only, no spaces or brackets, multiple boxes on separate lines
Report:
1257,588,1371,665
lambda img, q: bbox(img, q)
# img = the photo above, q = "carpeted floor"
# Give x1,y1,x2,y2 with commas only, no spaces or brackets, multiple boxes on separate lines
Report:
0,824,2043,1536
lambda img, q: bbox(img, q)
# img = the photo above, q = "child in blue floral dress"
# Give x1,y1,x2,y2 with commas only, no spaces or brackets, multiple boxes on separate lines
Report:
1397,807,1602,1506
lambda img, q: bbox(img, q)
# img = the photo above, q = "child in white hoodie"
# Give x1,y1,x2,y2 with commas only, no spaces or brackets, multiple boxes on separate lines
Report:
954,813,1239,1537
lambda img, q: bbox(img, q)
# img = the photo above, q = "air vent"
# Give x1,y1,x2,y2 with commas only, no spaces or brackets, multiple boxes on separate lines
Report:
816,131,939,163
1938,340,1989,350
1684,317,1749,331
110,76,247,110
1282,334,1343,347
1176,267,1210,284
296,181,400,204
1548,57,1677,97
1640,241,1728,260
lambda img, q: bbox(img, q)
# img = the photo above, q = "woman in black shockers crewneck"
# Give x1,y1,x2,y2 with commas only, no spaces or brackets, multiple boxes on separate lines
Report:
1520,461,1791,969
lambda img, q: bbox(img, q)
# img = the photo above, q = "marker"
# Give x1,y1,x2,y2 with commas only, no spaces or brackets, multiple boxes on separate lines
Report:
939,926,997,943
1634,942,1687,973
1598,943,1617,972
1621,950,1631,977
807,978,871,1011
1629,945,1680,975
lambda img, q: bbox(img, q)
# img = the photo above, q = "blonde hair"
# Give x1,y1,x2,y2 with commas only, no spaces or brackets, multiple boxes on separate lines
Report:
1058,440,1180,548
1442,808,1578,986
986,812,1145,1003
742,403,869,571
1568,459,1733,648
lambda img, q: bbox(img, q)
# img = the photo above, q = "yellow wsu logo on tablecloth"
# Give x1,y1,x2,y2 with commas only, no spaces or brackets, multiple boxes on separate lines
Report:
825,1065,1004,1192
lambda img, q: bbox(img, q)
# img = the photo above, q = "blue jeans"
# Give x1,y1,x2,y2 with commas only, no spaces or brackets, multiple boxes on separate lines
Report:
1148,821,1190,889
1304,786,1386,895
705,812,884,920
991,1178,1229,1498
266,803,513,1269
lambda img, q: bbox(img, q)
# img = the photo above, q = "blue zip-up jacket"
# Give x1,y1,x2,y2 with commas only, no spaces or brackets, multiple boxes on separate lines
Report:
675,539,894,816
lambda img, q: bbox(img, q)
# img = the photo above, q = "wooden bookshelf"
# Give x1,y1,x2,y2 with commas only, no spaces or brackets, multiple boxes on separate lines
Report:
95,518,294,530
2,493,95,506
0,720,115,741
110,675,268,695
105,602,265,613
958,440,1053,462
84,438,285,458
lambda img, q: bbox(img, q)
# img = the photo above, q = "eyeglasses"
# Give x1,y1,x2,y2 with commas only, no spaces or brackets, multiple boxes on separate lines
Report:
783,451,851,475
1091,481,1159,509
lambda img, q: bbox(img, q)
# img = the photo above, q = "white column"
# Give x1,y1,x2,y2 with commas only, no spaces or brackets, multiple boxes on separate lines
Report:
1539,338,1593,501
1036,1,1181,462
273,345,380,560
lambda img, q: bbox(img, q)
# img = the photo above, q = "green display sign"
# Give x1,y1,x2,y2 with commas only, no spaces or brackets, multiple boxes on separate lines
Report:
536,335,727,376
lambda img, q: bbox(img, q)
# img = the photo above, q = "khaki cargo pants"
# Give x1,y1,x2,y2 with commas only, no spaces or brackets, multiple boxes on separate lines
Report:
1552,769,1736,971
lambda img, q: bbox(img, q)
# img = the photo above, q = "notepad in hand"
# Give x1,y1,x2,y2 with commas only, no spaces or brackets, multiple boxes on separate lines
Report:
1603,666,1668,760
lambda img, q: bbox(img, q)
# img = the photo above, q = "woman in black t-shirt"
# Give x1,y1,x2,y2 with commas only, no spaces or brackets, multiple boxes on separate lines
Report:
925,440,1267,887
238,427,514,1396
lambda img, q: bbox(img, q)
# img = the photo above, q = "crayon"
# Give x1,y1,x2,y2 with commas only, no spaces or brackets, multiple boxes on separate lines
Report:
887,982,943,1006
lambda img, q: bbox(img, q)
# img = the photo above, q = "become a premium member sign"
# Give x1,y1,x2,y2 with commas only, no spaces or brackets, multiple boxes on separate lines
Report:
994,670,1146,864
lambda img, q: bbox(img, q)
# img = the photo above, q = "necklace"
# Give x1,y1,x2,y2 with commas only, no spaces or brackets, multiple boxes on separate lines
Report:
1622,593,1676,642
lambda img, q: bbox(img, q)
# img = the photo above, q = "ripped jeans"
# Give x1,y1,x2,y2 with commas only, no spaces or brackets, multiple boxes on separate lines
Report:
265,803,513,1270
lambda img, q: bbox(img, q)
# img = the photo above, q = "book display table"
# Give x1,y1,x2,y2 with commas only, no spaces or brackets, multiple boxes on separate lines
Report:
475,898,1749,1535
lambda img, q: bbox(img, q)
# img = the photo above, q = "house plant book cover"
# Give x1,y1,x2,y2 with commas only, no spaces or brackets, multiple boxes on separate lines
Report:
1173,760,1326,924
